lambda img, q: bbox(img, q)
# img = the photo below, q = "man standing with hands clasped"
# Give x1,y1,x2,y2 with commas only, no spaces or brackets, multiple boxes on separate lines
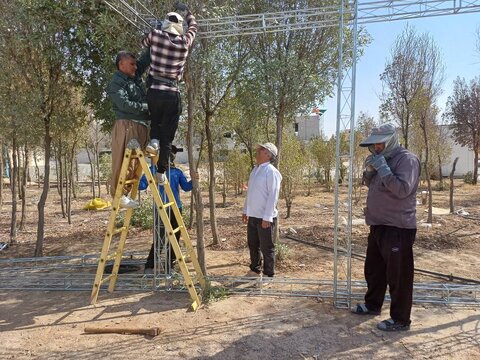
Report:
242,143,282,278
352,123,420,332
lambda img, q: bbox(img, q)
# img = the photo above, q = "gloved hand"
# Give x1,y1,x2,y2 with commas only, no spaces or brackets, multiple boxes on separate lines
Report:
174,1,189,12
371,154,392,178
364,154,376,174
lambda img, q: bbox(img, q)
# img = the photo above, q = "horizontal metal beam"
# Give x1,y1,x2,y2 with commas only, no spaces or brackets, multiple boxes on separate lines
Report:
0,268,478,306
103,0,480,39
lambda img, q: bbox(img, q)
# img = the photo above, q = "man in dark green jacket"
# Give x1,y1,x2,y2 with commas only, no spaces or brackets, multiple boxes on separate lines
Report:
107,49,151,208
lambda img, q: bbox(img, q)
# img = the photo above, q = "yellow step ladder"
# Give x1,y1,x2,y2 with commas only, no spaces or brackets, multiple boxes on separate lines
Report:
90,140,206,310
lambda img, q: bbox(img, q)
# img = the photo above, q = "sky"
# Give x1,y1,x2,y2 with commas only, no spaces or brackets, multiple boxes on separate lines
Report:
321,12,480,137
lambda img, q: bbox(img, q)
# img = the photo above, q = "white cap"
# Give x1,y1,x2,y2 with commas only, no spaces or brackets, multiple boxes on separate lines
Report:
258,142,278,157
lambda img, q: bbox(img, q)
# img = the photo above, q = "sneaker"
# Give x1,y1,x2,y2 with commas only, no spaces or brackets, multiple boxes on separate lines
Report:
145,139,159,155
155,172,167,185
119,195,139,209
377,318,410,332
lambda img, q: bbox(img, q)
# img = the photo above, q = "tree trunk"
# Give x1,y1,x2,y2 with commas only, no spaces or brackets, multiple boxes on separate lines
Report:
35,120,52,257
449,157,459,214
19,146,29,230
188,191,194,230
85,146,96,198
205,114,220,246
96,143,101,197
59,148,66,218
185,69,207,275
437,153,444,188
421,122,433,223
16,146,22,200
66,154,72,224
473,148,478,185
222,165,226,208
10,139,18,245
274,104,285,243
33,150,41,188
73,156,79,198
0,141,3,210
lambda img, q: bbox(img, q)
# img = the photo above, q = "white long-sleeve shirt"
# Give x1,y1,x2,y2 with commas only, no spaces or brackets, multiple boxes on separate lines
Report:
243,162,282,222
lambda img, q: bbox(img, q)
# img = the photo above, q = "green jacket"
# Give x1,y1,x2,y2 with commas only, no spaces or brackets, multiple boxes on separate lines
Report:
107,49,151,124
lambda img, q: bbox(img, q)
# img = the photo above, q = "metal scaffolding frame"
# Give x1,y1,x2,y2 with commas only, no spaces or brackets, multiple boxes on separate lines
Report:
3,0,479,306
99,0,480,308
0,255,478,305
104,0,480,38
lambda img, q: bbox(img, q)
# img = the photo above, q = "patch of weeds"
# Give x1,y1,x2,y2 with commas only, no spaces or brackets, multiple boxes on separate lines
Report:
203,281,229,304
275,242,290,263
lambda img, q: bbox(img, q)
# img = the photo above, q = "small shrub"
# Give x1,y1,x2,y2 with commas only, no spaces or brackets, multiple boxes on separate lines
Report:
275,243,290,263
464,171,474,185
433,181,447,191
203,281,229,304
182,205,191,228
115,199,154,230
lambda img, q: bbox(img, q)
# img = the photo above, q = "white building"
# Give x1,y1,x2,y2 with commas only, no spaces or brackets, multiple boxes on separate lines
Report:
441,126,477,177
295,109,326,141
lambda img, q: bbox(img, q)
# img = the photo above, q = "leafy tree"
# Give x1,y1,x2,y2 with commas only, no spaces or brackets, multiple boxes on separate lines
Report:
279,133,307,218
309,135,336,191
0,0,85,255
353,112,376,203
444,77,480,185
380,25,443,149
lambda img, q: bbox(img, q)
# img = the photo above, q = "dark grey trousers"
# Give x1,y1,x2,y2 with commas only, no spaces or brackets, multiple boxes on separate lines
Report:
364,225,416,324
247,217,276,276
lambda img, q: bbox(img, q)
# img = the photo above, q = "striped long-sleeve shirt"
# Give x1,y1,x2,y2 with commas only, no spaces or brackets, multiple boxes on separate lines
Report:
142,12,198,92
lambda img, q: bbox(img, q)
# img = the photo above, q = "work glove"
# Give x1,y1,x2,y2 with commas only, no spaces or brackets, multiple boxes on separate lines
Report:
364,154,376,174
174,1,189,12
371,154,392,178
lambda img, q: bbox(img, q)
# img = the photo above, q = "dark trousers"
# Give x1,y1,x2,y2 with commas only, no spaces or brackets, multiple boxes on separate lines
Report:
364,225,416,324
145,208,181,271
147,89,182,173
247,217,276,276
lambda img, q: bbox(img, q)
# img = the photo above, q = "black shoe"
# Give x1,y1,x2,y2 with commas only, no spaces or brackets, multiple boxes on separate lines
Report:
377,318,410,332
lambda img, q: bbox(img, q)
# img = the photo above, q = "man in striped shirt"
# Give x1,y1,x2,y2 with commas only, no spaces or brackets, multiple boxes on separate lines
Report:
142,5,198,184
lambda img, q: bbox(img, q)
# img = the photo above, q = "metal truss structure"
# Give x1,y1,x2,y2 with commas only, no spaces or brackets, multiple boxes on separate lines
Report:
3,0,479,307
104,0,480,38
0,255,478,306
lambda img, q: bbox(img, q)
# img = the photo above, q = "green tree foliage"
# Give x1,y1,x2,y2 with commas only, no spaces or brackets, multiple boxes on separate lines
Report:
279,133,307,218
444,77,480,185
309,135,336,191
224,149,250,196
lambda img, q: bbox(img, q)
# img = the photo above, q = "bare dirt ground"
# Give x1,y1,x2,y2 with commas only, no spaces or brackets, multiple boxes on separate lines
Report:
0,178,479,359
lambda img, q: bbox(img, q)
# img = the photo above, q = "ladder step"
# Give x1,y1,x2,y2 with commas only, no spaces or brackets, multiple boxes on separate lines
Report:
124,179,138,185
100,274,113,285
113,227,127,235
162,201,175,208
172,225,183,235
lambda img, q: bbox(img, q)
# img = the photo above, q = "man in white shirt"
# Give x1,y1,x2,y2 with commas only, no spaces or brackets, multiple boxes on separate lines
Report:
242,143,282,277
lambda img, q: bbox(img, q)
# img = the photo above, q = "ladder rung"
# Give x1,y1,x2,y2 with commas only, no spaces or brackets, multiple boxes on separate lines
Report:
113,227,127,235
124,179,138,185
105,253,117,261
162,201,175,208
99,274,113,285
172,225,183,234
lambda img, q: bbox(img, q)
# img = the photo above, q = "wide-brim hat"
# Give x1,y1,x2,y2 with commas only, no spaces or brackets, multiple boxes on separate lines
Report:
257,142,278,157
359,123,396,147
